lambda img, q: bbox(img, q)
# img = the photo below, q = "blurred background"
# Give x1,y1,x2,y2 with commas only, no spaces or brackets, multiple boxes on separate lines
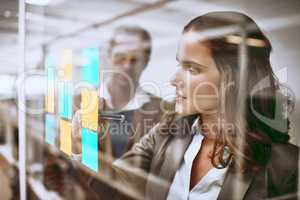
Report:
0,0,299,199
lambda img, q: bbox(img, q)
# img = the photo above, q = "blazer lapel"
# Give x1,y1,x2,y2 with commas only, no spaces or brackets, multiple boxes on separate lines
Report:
217,166,254,200
146,115,197,200
159,134,193,182
159,114,198,181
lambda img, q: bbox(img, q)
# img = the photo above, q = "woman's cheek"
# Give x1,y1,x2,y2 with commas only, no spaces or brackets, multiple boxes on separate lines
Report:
189,76,219,113
189,75,212,96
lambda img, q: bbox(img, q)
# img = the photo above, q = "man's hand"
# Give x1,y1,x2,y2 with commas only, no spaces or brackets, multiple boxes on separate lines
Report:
71,97,107,155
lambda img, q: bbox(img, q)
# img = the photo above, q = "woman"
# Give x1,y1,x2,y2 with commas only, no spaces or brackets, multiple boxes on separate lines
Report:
113,11,298,200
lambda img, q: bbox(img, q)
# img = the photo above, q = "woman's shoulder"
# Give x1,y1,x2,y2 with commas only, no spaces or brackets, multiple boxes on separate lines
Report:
271,142,299,159
269,142,299,172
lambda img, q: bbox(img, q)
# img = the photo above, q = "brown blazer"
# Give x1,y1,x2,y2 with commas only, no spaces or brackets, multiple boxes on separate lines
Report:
113,115,299,200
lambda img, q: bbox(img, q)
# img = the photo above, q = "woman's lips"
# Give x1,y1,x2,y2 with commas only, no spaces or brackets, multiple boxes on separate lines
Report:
175,94,187,103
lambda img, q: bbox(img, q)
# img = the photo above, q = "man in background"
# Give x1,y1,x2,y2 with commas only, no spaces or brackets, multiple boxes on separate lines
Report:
73,25,171,158
44,26,172,200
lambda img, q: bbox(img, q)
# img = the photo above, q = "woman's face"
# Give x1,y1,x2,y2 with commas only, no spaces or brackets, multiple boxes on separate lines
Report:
171,32,221,116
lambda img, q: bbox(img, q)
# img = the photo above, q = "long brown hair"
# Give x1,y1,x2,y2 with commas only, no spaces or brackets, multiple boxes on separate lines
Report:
161,11,293,172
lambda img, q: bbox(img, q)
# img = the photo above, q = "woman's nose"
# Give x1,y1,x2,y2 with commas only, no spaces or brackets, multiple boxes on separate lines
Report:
170,70,182,88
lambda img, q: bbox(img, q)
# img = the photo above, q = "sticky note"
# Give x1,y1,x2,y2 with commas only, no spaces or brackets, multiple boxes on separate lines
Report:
81,90,98,131
45,114,56,145
82,128,98,172
58,82,72,120
61,49,72,81
45,66,55,113
47,66,55,81
82,47,99,86
45,92,55,113
60,119,72,155
46,55,55,69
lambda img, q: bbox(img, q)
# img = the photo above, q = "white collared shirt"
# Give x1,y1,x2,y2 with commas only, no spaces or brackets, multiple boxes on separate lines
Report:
98,80,152,157
98,80,151,111
166,118,228,200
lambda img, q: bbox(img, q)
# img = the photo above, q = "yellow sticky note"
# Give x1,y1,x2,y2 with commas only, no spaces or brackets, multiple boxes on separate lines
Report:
46,66,55,113
81,90,98,131
61,49,72,80
45,89,54,113
60,119,72,155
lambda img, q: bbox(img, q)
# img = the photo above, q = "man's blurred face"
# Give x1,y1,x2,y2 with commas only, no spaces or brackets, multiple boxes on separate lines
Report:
110,33,148,86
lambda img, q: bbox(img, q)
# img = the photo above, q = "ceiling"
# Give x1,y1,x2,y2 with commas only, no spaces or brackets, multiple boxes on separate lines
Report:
1,0,300,136
0,0,299,74
0,0,300,102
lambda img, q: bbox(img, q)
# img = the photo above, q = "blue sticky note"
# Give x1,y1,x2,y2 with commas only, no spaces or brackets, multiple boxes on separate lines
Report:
82,128,98,172
82,47,99,86
45,114,56,145
58,82,72,120
45,55,55,69
47,67,55,82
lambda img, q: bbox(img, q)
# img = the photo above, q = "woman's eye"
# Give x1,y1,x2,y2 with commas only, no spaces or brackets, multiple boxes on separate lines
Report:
187,66,200,74
187,67,195,72
177,63,201,74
